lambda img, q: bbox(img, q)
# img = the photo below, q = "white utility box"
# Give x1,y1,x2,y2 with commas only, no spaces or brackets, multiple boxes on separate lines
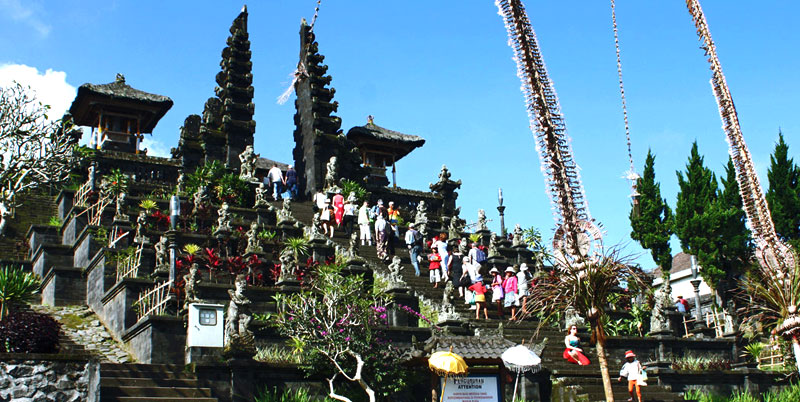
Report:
187,303,224,348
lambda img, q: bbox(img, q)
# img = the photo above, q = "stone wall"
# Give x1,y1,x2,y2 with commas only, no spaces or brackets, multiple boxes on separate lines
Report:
0,355,99,402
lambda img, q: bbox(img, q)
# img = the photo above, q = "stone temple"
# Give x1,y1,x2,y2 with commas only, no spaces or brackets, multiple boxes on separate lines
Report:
0,6,784,402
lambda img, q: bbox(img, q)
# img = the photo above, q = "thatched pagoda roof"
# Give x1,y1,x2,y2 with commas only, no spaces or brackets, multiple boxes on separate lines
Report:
346,121,425,161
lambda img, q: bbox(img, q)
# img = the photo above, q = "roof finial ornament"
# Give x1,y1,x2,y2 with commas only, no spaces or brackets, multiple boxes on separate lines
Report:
241,5,247,12
115,73,125,83
367,115,374,125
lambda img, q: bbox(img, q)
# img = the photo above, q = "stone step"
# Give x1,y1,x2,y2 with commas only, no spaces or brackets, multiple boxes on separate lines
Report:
108,398,218,402
101,370,197,380
100,378,201,388
101,386,212,398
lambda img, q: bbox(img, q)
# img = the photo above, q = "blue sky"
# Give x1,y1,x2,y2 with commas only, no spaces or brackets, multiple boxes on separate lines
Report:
2,1,798,270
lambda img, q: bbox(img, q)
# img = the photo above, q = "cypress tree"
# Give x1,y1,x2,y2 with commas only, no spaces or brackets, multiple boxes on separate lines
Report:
766,131,800,243
674,142,725,289
629,149,673,280
717,158,753,284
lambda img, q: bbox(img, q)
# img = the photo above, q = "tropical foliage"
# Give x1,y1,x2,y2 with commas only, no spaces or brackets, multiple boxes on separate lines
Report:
340,179,369,203
273,262,410,402
0,265,41,319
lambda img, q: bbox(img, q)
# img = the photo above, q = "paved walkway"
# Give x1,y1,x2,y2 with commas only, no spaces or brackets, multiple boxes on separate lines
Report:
32,305,132,363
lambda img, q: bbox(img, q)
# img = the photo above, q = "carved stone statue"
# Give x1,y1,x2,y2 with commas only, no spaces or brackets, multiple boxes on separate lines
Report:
324,156,338,190
238,145,258,181
564,305,586,330
448,217,463,241
309,212,323,239
348,231,360,257
387,256,404,287
135,210,148,244
442,280,454,306
415,200,428,221
216,202,232,233
438,165,451,182
438,281,460,322
512,224,524,248
224,274,254,355
278,198,293,223
183,263,201,312
254,183,269,208
192,185,210,215
245,221,262,254
458,238,469,255
488,233,500,258
176,170,185,194
278,246,296,283
154,235,168,269
477,209,488,231
114,192,129,222
650,281,673,334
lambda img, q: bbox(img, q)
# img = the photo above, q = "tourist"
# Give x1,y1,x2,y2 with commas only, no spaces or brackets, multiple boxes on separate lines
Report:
342,195,357,236
563,325,590,365
516,263,531,315
490,267,504,318
428,246,443,288
675,295,690,314
313,190,327,212
450,246,464,298
404,223,423,276
371,199,385,220
374,214,390,261
358,200,372,246
468,280,489,320
267,164,284,200
320,199,334,237
462,257,482,307
434,233,450,280
468,242,486,266
285,164,298,200
503,267,518,321
387,201,400,238
618,350,645,402
332,190,345,227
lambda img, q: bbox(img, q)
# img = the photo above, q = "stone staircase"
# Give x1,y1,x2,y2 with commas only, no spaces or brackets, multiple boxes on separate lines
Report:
99,363,217,402
32,305,132,363
288,199,686,402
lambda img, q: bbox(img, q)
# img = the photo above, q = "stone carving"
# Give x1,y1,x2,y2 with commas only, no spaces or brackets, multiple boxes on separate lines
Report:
324,156,338,190
448,216,463,241
564,305,586,330
512,224,524,248
348,231,360,258
114,192,129,222
202,97,222,128
650,281,673,334
216,202,232,233
477,209,488,232
458,237,469,255
224,274,254,356
135,210,148,244
388,256,405,287
238,145,258,181
154,235,168,269
183,262,201,311
176,170,185,194
278,246,296,283
488,233,500,258
254,183,269,208
192,185,210,214
429,164,463,217
438,165,451,182
245,221,262,254
278,198,293,223
309,212,324,239
415,200,428,221
437,281,460,322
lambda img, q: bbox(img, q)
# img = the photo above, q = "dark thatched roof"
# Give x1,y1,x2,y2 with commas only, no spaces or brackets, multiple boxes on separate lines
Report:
424,333,514,360
346,122,425,161
69,75,173,133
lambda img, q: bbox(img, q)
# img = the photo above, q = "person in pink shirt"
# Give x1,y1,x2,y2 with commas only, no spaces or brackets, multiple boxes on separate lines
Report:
332,190,345,227
502,267,519,321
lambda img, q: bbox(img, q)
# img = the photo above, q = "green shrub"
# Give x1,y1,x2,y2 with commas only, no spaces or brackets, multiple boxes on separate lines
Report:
340,179,368,203
0,311,61,353
255,387,333,402
0,266,41,319
47,216,62,227
216,173,250,206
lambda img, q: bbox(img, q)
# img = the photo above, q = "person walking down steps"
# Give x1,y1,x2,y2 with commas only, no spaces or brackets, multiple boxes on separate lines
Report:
405,223,423,276
619,350,646,402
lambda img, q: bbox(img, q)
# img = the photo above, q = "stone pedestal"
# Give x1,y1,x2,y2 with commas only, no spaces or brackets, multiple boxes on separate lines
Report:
308,236,332,264
475,229,491,247
186,346,224,365
342,261,373,292
386,287,419,327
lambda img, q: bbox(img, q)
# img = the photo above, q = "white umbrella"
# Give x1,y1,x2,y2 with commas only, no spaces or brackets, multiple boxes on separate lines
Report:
501,344,542,400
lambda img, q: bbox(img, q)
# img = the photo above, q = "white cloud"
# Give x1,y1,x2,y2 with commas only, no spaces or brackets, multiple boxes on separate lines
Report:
141,137,171,158
0,63,76,119
0,0,51,37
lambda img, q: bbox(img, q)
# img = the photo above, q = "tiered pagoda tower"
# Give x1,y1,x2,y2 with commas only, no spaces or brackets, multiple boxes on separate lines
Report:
195,6,256,169
292,19,363,196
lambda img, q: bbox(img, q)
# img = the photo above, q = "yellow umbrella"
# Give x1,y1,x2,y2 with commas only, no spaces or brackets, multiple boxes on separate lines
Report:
428,347,468,402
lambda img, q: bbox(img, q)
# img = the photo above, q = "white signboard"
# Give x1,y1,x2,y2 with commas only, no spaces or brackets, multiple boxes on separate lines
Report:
441,375,500,402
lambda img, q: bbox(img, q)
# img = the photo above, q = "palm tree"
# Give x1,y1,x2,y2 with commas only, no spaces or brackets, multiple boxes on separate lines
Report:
520,247,646,402
283,237,310,273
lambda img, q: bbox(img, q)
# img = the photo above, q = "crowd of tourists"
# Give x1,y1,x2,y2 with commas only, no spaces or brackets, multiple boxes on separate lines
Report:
264,164,298,200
